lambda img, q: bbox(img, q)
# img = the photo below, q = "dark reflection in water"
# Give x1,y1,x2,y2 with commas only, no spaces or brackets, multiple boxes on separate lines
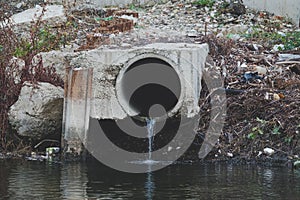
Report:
0,160,300,200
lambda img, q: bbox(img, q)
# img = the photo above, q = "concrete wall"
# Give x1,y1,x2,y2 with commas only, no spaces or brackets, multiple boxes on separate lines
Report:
243,0,300,27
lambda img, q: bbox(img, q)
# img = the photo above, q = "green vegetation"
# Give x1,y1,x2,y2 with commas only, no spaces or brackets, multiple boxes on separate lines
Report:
193,0,216,8
285,136,293,144
271,126,281,135
243,28,300,50
0,2,63,149
248,117,267,139
129,4,137,10
128,3,143,11
219,1,230,9
99,16,114,21
283,31,300,50
14,26,66,58
247,117,283,140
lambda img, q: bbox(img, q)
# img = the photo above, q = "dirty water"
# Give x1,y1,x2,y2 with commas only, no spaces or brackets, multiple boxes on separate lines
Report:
0,160,300,200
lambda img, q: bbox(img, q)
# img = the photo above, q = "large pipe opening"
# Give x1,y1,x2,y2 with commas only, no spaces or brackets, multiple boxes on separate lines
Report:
117,57,181,119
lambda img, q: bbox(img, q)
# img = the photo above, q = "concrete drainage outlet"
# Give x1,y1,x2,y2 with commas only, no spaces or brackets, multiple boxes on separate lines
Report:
63,43,210,163
116,56,182,121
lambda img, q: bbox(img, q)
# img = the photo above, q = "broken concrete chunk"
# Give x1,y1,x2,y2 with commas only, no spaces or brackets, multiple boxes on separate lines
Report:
11,5,66,27
9,82,64,140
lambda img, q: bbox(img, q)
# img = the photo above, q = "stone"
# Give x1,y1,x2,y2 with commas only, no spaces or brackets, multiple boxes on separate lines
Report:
263,147,275,156
9,82,64,140
119,15,138,24
218,24,249,37
10,5,66,28
145,0,157,7
187,29,198,37
227,152,234,157
15,2,24,9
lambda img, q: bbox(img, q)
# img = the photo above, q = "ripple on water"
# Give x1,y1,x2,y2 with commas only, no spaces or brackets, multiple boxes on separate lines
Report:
129,160,173,165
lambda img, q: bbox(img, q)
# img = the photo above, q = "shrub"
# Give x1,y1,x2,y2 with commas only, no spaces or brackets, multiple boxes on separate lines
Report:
0,2,63,150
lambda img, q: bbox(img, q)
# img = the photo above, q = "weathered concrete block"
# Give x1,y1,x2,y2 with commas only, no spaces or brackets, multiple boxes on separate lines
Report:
9,82,64,140
62,68,92,156
69,43,209,120
40,50,78,80
11,5,66,27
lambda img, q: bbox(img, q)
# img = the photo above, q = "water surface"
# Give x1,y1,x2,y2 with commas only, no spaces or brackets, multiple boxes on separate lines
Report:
0,160,299,199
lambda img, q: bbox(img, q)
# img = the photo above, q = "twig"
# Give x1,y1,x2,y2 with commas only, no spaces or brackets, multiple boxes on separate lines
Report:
264,58,273,67
34,139,60,149
272,147,291,156
228,80,240,86
247,82,262,87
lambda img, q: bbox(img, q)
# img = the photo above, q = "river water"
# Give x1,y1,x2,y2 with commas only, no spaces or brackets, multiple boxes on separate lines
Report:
0,160,299,200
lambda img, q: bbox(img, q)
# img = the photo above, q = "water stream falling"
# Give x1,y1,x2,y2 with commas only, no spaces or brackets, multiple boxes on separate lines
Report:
129,118,161,165
146,118,156,161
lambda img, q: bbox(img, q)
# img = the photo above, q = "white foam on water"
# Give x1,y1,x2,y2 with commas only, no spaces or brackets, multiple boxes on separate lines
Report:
129,160,173,166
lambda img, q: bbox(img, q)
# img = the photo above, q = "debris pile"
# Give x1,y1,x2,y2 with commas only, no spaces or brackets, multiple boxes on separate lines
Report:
196,34,300,165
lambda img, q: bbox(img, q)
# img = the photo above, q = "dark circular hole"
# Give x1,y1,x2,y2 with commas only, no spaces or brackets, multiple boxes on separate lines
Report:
129,84,178,118
120,57,181,118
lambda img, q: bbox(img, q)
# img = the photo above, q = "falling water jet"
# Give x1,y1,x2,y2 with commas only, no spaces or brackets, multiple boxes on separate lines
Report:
146,118,156,161
144,103,168,164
